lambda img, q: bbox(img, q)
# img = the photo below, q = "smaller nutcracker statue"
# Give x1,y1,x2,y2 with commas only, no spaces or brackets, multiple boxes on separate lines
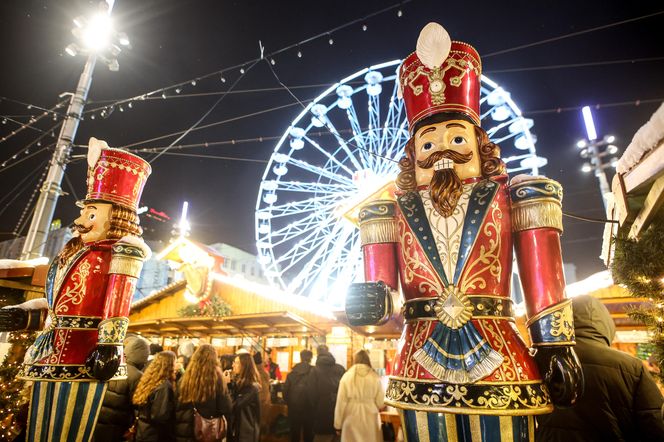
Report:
0,138,151,442
345,23,584,441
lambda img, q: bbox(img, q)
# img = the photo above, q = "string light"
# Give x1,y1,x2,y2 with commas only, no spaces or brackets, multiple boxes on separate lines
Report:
297,49,302,58
362,24,368,31
270,58,276,65
240,67,245,74
220,75,226,83
328,35,334,45
175,87,181,93
397,9,403,17
191,80,197,86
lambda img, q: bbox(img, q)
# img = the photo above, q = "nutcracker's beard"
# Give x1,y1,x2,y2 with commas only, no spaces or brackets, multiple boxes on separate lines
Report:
417,150,474,217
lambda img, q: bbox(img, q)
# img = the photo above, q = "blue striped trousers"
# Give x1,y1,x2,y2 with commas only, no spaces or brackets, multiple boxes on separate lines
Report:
27,381,107,442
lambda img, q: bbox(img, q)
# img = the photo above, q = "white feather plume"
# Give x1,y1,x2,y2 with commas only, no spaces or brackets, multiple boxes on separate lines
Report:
416,22,451,69
87,137,108,168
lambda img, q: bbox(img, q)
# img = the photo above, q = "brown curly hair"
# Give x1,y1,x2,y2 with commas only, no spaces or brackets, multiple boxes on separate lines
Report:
132,351,176,406
179,344,227,403
396,125,506,192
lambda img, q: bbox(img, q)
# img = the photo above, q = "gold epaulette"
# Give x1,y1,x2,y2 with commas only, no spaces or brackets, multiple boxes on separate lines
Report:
509,178,563,233
358,200,398,245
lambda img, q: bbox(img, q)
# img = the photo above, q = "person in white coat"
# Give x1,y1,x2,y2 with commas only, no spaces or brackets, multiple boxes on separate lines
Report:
333,350,385,442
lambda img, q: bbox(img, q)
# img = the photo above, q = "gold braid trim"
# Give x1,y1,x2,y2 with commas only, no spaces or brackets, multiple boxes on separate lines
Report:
511,199,563,233
108,253,144,278
359,218,398,245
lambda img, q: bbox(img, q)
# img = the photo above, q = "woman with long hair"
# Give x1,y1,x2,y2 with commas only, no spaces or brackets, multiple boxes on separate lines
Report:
224,352,261,442
132,351,177,442
175,344,232,442
334,350,384,442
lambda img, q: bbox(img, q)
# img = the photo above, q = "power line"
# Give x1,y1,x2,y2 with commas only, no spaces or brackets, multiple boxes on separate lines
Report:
484,9,664,58
485,55,664,74
120,100,309,149
79,1,410,117
144,151,268,164
525,97,663,116
149,59,261,163
0,96,67,118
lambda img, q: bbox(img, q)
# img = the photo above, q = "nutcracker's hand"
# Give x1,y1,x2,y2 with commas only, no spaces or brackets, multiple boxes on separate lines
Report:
345,281,392,326
86,345,121,381
534,346,584,408
0,307,29,331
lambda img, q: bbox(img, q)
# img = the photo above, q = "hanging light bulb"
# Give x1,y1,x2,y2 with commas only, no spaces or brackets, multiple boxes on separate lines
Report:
240,67,245,74
128,102,133,108
191,80,197,86
161,92,167,99
270,58,276,65
90,114,95,120
175,88,181,94
328,35,334,45
220,75,226,83
362,24,367,31
297,50,302,58
397,9,403,17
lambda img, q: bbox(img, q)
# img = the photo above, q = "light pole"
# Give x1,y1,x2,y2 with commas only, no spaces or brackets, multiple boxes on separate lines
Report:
21,0,130,259
576,106,620,213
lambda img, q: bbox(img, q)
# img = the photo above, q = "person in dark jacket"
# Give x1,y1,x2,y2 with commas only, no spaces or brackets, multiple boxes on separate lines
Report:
224,351,261,442
306,345,345,442
175,344,232,442
536,295,664,441
284,349,314,442
132,351,177,442
94,335,150,441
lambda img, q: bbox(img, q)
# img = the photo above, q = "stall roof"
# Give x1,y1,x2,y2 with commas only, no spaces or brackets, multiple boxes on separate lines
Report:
128,311,334,338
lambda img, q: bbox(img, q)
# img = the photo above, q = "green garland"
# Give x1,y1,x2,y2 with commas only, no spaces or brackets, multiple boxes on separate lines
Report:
612,219,664,379
0,331,35,441
178,295,232,317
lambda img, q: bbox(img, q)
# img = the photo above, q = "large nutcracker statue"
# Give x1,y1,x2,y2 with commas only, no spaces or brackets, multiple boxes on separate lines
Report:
346,23,583,441
0,138,151,441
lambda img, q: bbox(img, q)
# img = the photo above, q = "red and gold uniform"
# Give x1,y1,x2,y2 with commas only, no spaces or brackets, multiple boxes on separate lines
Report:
347,23,581,441
17,144,151,442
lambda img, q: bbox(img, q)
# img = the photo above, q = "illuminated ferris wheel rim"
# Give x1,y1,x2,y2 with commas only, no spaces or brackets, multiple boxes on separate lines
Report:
255,59,545,305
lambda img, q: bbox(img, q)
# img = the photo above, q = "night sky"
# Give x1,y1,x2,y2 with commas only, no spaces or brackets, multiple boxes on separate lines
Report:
1,0,663,282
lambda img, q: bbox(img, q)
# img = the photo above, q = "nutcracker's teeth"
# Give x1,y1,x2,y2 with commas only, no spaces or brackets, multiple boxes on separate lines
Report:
434,158,454,171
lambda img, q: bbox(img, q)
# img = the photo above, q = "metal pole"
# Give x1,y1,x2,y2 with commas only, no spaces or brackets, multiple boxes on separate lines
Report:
588,141,611,212
20,55,97,259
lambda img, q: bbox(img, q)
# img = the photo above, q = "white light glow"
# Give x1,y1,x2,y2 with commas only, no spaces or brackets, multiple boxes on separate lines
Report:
576,140,587,149
581,163,592,173
81,13,113,51
581,106,598,141
211,272,335,319
605,135,615,143
565,270,613,298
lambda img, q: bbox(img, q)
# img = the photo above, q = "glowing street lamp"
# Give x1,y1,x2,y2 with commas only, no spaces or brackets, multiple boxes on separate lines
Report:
22,1,130,259
576,106,620,213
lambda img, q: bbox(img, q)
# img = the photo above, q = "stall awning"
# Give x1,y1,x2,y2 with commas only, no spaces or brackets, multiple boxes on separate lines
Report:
128,311,333,337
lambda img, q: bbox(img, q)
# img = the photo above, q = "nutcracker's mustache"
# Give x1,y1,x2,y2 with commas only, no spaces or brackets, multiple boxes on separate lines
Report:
417,149,473,169
73,224,92,234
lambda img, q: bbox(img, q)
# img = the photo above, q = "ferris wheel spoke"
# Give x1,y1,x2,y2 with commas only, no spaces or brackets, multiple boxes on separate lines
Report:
323,118,366,172
303,135,357,175
269,213,335,248
286,158,354,185
286,220,354,293
265,193,345,218
344,105,373,167
267,180,355,194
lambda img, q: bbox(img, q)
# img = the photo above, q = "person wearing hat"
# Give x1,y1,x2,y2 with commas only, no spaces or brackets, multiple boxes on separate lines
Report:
0,138,152,441
345,23,583,441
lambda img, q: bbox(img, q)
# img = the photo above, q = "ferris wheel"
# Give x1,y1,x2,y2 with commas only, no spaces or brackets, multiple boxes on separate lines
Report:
255,59,546,307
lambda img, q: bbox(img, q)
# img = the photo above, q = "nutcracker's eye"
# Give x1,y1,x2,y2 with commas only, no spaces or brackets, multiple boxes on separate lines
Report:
88,213,96,221
422,142,435,152
451,136,466,146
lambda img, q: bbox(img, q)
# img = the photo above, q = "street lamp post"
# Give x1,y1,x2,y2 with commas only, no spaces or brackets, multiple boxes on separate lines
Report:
576,106,620,213
21,0,129,259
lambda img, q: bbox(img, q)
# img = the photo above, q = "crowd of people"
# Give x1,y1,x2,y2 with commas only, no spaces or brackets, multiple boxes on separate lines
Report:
90,298,664,442
90,341,386,442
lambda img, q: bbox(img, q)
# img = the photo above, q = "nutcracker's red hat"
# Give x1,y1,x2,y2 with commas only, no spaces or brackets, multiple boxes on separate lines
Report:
399,23,482,133
80,146,151,211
